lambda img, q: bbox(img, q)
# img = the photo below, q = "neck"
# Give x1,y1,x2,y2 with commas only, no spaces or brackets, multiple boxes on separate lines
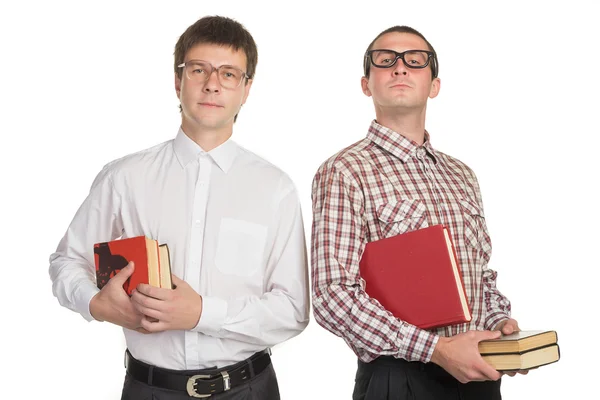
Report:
375,107,427,145
181,120,232,152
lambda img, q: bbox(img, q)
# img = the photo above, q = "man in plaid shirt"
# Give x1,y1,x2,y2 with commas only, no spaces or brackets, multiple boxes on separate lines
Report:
311,26,525,400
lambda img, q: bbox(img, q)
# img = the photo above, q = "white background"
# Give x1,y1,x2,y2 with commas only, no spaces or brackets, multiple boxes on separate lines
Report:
1,0,598,398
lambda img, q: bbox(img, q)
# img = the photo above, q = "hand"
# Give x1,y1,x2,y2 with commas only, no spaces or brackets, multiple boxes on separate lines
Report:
431,330,503,383
493,318,520,335
89,262,148,332
493,319,530,377
131,275,203,333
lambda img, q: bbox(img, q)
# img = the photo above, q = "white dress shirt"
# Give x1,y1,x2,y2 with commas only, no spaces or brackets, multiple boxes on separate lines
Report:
49,128,310,369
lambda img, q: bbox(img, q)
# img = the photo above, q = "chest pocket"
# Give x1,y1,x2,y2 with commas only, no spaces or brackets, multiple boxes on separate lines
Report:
376,199,428,238
214,218,268,277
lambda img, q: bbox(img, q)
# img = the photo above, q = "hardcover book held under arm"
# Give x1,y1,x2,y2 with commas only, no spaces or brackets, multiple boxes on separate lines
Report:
359,224,471,329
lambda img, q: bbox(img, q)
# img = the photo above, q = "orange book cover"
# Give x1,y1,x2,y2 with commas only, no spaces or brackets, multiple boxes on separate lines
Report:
94,236,160,295
359,224,471,329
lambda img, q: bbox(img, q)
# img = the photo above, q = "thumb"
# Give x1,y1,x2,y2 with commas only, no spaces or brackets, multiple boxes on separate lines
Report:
476,330,502,342
113,261,135,283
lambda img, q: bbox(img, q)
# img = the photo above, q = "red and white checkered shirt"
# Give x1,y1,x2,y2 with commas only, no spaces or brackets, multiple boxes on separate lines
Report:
311,120,511,363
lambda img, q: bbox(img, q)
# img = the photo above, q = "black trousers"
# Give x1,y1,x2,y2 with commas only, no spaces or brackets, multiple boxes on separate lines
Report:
353,357,501,400
121,357,280,400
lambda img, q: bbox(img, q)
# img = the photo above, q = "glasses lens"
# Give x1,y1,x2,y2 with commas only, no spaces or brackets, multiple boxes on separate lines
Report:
370,50,397,67
218,66,243,89
185,61,211,82
404,51,429,68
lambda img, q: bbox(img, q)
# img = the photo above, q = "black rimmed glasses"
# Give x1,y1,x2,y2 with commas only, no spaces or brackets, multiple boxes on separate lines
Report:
365,49,437,77
177,60,250,89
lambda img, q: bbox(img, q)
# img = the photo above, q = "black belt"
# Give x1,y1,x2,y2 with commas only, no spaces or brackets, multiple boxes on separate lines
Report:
125,349,272,398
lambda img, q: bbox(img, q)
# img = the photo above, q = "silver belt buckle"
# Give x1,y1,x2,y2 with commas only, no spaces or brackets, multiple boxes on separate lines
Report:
186,374,212,398
221,371,231,391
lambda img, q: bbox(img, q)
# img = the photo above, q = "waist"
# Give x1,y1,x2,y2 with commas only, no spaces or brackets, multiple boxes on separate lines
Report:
124,331,266,369
125,348,272,397
360,356,453,380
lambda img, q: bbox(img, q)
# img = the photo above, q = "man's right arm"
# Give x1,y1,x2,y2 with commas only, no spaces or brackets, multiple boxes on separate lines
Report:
310,164,438,363
49,166,126,322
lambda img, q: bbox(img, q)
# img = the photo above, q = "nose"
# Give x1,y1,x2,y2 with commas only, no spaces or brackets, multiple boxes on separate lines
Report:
392,58,408,76
203,69,221,93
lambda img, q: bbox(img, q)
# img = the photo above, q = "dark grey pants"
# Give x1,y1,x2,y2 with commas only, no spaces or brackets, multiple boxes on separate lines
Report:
353,357,501,400
121,363,280,400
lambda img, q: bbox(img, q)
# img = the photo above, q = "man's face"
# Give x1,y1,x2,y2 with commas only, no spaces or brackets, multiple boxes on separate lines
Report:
361,32,440,112
175,43,252,133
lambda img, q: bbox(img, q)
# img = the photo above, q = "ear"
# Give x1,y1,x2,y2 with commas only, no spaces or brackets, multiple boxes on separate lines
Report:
175,72,182,98
241,78,253,106
361,76,372,97
429,77,441,99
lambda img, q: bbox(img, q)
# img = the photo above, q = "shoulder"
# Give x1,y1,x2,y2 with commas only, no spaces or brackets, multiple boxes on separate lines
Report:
313,138,374,187
234,144,298,198
435,149,479,182
92,140,173,186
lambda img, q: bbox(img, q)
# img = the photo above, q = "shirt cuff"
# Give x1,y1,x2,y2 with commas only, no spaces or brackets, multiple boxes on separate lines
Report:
192,296,228,335
77,281,101,322
485,312,511,331
397,323,439,363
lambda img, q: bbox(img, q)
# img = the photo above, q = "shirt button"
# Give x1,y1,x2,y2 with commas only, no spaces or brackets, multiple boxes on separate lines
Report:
195,219,202,226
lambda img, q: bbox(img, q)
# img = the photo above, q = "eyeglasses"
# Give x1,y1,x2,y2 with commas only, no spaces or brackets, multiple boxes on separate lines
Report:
177,60,250,89
364,49,438,78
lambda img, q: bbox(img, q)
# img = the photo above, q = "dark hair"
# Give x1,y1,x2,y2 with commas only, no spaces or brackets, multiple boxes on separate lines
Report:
363,26,438,79
174,15,258,80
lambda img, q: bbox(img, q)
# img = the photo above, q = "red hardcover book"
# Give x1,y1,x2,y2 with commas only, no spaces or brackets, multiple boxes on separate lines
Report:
359,224,471,329
94,236,172,295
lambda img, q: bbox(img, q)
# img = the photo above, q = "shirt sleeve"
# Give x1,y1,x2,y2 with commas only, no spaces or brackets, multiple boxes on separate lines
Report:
310,164,438,363
48,166,124,321
469,171,512,330
192,185,310,347
480,222,512,330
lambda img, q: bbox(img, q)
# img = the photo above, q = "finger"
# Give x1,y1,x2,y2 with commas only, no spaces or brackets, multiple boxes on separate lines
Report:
140,316,167,333
112,262,135,284
504,371,517,377
131,302,163,320
477,359,502,381
502,324,515,335
518,370,529,375
136,283,169,300
476,330,502,342
131,291,165,312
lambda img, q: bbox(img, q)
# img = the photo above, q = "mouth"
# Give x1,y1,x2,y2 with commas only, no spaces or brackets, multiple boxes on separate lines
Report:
390,83,411,89
198,102,224,108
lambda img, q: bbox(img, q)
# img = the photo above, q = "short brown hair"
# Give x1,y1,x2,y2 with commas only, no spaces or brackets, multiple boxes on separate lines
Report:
363,26,438,79
174,16,258,81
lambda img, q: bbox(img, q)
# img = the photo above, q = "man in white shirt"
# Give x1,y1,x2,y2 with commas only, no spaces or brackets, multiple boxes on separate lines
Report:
49,15,309,400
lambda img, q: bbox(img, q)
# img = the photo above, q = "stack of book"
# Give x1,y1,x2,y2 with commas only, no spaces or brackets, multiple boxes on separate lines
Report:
94,236,173,295
478,330,560,371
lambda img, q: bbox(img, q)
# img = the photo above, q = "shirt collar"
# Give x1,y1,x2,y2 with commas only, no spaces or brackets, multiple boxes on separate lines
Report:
173,128,239,173
366,120,437,163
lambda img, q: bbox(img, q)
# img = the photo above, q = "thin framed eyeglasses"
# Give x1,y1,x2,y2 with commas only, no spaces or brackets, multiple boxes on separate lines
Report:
365,49,436,75
177,60,250,89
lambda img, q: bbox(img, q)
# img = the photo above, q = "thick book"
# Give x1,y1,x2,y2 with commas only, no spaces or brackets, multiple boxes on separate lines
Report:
478,330,558,354
94,236,172,295
482,344,561,371
359,224,471,329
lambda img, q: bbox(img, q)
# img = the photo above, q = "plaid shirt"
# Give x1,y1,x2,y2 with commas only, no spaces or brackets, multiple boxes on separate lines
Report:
311,120,511,363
